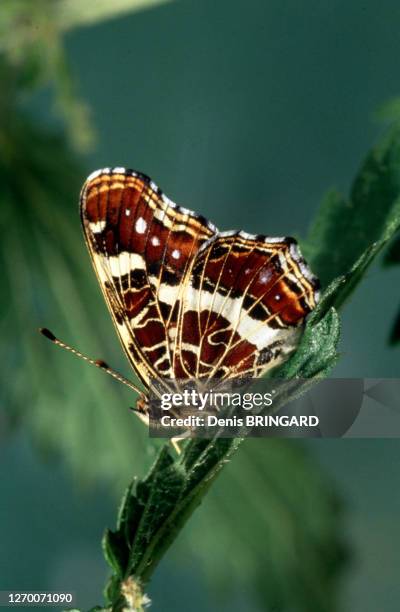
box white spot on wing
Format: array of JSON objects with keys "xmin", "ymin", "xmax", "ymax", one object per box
[
  {"xmin": 289, "ymin": 242, "xmax": 301, "ymax": 260},
  {"xmin": 89, "ymin": 220, "xmax": 106, "ymax": 234},
  {"xmin": 135, "ymin": 217, "xmax": 147, "ymax": 234},
  {"xmin": 298, "ymin": 259, "xmax": 317, "ymax": 284},
  {"xmin": 265, "ymin": 236, "xmax": 285, "ymax": 243},
  {"xmin": 178, "ymin": 206, "xmax": 192, "ymax": 215},
  {"xmin": 218, "ymin": 230, "xmax": 239, "ymax": 238},
  {"xmin": 125, "ymin": 209, "xmax": 131, "ymax": 216},
  {"xmin": 172, "ymin": 249, "xmax": 181, "ymax": 259},
  {"xmin": 161, "ymin": 193, "xmax": 176, "ymax": 208},
  {"xmin": 151, "ymin": 236, "xmax": 160, "ymax": 246},
  {"xmin": 259, "ymin": 271, "xmax": 271, "ymax": 284},
  {"xmin": 239, "ymin": 230, "xmax": 255, "ymax": 240}
]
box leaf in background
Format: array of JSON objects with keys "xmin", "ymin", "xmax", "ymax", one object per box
[
  {"xmin": 56, "ymin": 0, "xmax": 173, "ymax": 31},
  {"xmin": 305, "ymin": 129, "xmax": 400, "ymax": 287},
  {"xmin": 304, "ymin": 128, "xmax": 400, "ymax": 349},
  {"xmin": 0, "ymin": 1, "xmax": 160, "ymax": 487},
  {"xmin": 0, "ymin": 109, "xmax": 155, "ymax": 489},
  {"xmin": 303, "ymin": 198, "xmax": 400, "ymax": 321},
  {"xmin": 0, "ymin": 3, "xmax": 94, "ymax": 151}
]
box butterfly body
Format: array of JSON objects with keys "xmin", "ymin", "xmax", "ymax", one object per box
[{"xmin": 80, "ymin": 168, "xmax": 319, "ymax": 416}]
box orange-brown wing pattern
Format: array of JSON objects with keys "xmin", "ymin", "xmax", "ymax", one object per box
[
  {"xmin": 80, "ymin": 167, "xmax": 320, "ymax": 391},
  {"xmin": 80, "ymin": 167, "xmax": 216, "ymax": 387},
  {"xmin": 173, "ymin": 232, "xmax": 319, "ymax": 381}
]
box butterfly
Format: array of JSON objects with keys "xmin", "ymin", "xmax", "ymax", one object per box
[{"xmin": 77, "ymin": 167, "xmax": 320, "ymax": 421}]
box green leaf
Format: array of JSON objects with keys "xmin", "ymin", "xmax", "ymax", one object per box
[
  {"xmin": 98, "ymin": 436, "xmax": 245, "ymax": 611},
  {"xmin": 0, "ymin": 111, "xmax": 153, "ymax": 492},
  {"xmin": 306, "ymin": 129, "xmax": 400, "ymax": 286},
  {"xmin": 127, "ymin": 446, "xmax": 186, "ymax": 576},
  {"xmin": 181, "ymin": 437, "xmax": 238, "ymax": 494},
  {"xmin": 103, "ymin": 439, "xmax": 242, "ymax": 600},
  {"xmin": 304, "ymin": 157, "xmax": 400, "ymax": 348},
  {"xmin": 308, "ymin": 199, "xmax": 400, "ymax": 316},
  {"xmin": 102, "ymin": 529, "xmax": 128, "ymax": 577}
]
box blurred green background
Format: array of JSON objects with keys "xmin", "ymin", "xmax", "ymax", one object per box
[{"xmin": 1, "ymin": 1, "xmax": 400, "ymax": 611}]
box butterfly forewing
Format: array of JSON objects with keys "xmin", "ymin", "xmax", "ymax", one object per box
[
  {"xmin": 80, "ymin": 168, "xmax": 319, "ymax": 393},
  {"xmin": 80, "ymin": 168, "xmax": 217, "ymax": 387}
]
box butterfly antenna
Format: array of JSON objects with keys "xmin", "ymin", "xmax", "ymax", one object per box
[{"xmin": 39, "ymin": 327, "xmax": 144, "ymax": 396}]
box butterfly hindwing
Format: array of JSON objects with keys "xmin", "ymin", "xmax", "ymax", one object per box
[{"xmin": 173, "ymin": 232, "xmax": 319, "ymax": 380}]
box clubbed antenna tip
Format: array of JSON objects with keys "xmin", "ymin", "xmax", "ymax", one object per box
[{"xmin": 39, "ymin": 327, "xmax": 56, "ymax": 341}]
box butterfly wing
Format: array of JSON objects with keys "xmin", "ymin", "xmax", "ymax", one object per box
[
  {"xmin": 81, "ymin": 167, "xmax": 319, "ymax": 391},
  {"xmin": 172, "ymin": 232, "xmax": 319, "ymax": 380},
  {"xmin": 80, "ymin": 168, "xmax": 217, "ymax": 388}
]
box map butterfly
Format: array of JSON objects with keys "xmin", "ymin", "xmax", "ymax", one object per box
[{"xmin": 77, "ymin": 167, "xmax": 320, "ymax": 421}]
